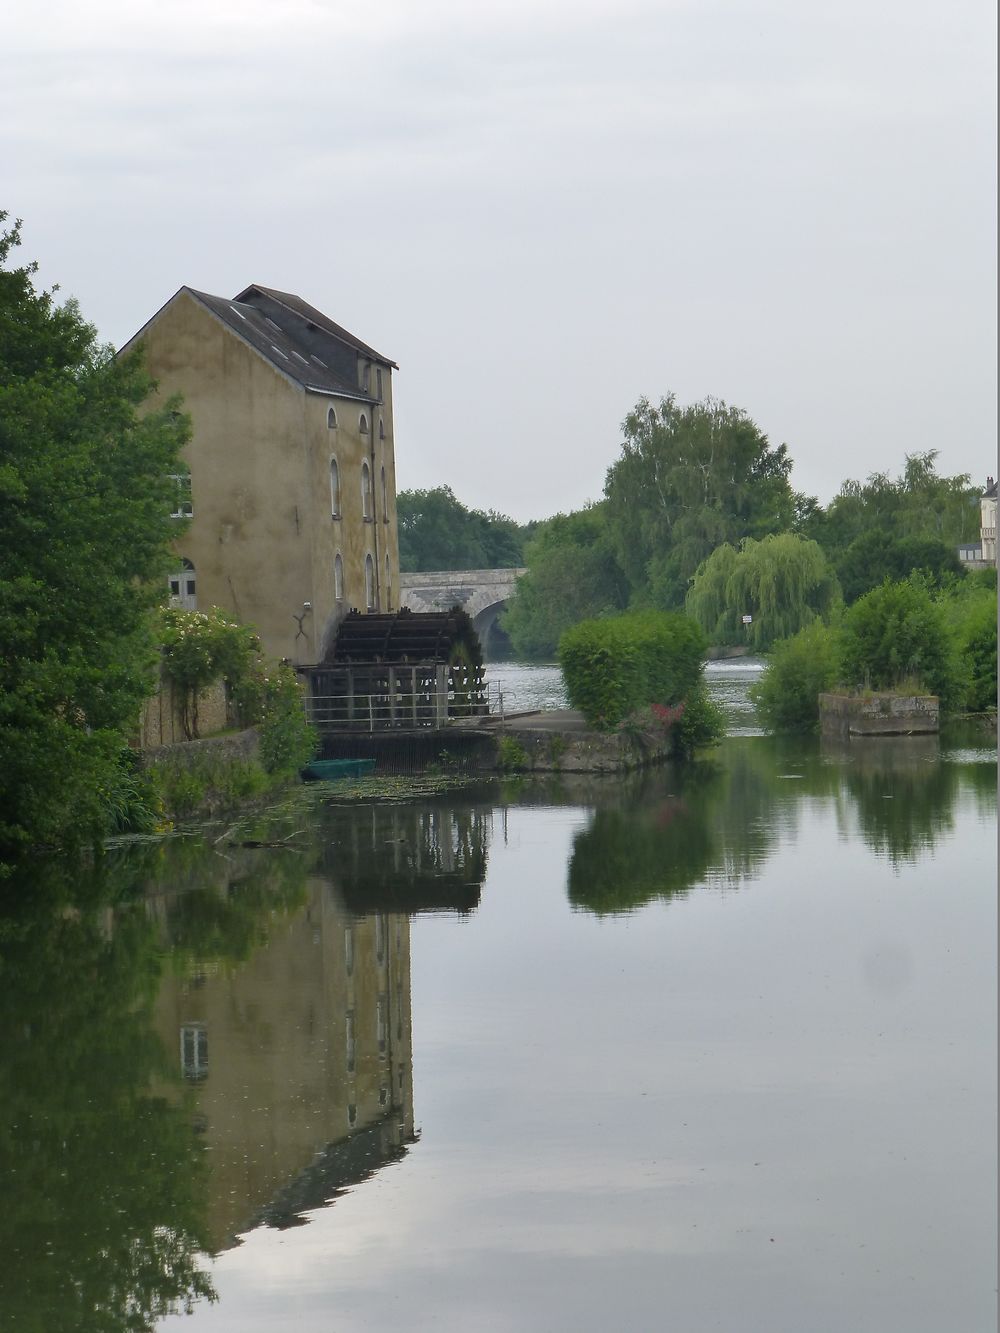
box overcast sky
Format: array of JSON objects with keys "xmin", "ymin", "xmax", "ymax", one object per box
[{"xmin": 5, "ymin": 0, "xmax": 996, "ymax": 521}]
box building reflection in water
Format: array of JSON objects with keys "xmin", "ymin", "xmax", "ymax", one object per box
[
  {"xmin": 152, "ymin": 877, "xmax": 413, "ymax": 1254},
  {"xmin": 149, "ymin": 799, "xmax": 492, "ymax": 1255}
]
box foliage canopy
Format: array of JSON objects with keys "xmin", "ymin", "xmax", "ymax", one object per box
[
  {"xmin": 603, "ymin": 394, "xmax": 796, "ymax": 608},
  {"xmin": 686, "ymin": 533, "xmax": 840, "ymax": 649},
  {"xmin": 396, "ymin": 485, "xmax": 528, "ymax": 571},
  {"xmin": 502, "ymin": 503, "xmax": 628, "ymax": 658},
  {"xmin": 0, "ymin": 214, "xmax": 189, "ymax": 861}
]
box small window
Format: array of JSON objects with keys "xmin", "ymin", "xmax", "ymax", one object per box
[
  {"xmin": 346, "ymin": 1010, "xmax": 356, "ymax": 1073},
  {"xmin": 380, "ymin": 465, "xmax": 388, "ymax": 519},
  {"xmin": 376, "ymin": 367, "xmax": 383, "ymax": 400},
  {"xmin": 327, "ymin": 406, "xmax": 338, "ymax": 429},
  {"xmin": 361, "ymin": 363, "xmax": 370, "ymax": 392},
  {"xmin": 379, "ymin": 417, "xmax": 385, "ymax": 440},
  {"xmin": 169, "ymin": 473, "xmax": 193, "ymax": 519},
  {"xmin": 361, "ymin": 461, "xmax": 373, "ymax": 520},
  {"xmin": 329, "ymin": 457, "xmax": 341, "ymax": 517},
  {"xmin": 384, "ymin": 553, "xmax": 392, "ymax": 610},
  {"xmin": 334, "ymin": 552, "xmax": 344, "ymax": 601},
  {"xmin": 359, "ymin": 412, "xmax": 369, "ymax": 435},
  {"xmin": 365, "ymin": 553, "xmax": 375, "ymax": 610},
  {"xmin": 181, "ymin": 1025, "xmax": 208, "ymax": 1082}
]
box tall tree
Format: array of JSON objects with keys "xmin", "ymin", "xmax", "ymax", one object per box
[
  {"xmin": 604, "ymin": 394, "xmax": 795, "ymax": 609},
  {"xmin": 0, "ymin": 213, "xmax": 189, "ymax": 861}
]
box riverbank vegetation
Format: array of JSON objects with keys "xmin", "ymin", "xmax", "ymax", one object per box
[
  {"xmin": 559, "ymin": 610, "xmax": 724, "ymax": 755},
  {"xmin": 0, "ymin": 217, "xmax": 316, "ymax": 866},
  {"xmin": 750, "ymin": 572, "xmax": 997, "ymax": 732},
  {"xmin": 0, "ymin": 215, "xmax": 190, "ymax": 865}
]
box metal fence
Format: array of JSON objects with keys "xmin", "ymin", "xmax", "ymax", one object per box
[{"xmin": 301, "ymin": 661, "xmax": 502, "ymax": 732}]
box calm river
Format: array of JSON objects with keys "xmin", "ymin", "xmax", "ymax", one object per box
[{"xmin": 1, "ymin": 665, "xmax": 995, "ymax": 1332}]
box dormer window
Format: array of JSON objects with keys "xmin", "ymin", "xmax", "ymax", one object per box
[
  {"xmin": 361, "ymin": 363, "xmax": 370, "ymax": 392},
  {"xmin": 376, "ymin": 368, "xmax": 383, "ymax": 400}
]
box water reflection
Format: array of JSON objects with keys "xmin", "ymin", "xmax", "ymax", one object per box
[
  {"xmin": 563, "ymin": 734, "xmax": 993, "ymax": 914},
  {"xmin": 317, "ymin": 798, "xmax": 493, "ymax": 915},
  {"xmin": 0, "ymin": 860, "xmax": 217, "ymax": 1330},
  {"xmin": 0, "ymin": 791, "xmax": 495, "ymax": 1330},
  {"xmin": 0, "ymin": 725, "xmax": 994, "ymax": 1332}
]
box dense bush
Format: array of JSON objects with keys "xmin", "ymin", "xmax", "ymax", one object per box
[
  {"xmin": 939, "ymin": 574, "xmax": 997, "ymax": 713},
  {"xmin": 559, "ymin": 611, "xmax": 706, "ymax": 729},
  {"xmin": 840, "ymin": 576, "xmax": 956, "ymax": 704},
  {"xmin": 749, "ymin": 620, "xmax": 842, "ymax": 733}
]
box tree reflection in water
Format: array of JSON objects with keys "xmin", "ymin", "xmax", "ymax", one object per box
[
  {"xmin": 565, "ymin": 734, "xmax": 989, "ymax": 913},
  {"xmin": 0, "ymin": 858, "xmax": 218, "ymax": 1332}
]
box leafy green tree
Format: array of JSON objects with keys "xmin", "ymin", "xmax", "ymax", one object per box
[
  {"xmin": 0, "ymin": 214, "xmax": 189, "ymax": 862},
  {"xmin": 686, "ymin": 533, "xmax": 840, "ymax": 649},
  {"xmin": 834, "ymin": 529, "xmax": 965, "ymax": 604},
  {"xmin": 396, "ymin": 485, "xmax": 526, "ymax": 571},
  {"xmin": 803, "ymin": 451, "xmax": 979, "ymax": 571},
  {"xmin": 840, "ymin": 577, "xmax": 956, "ymax": 703},
  {"xmin": 603, "ymin": 394, "xmax": 795, "ymax": 609},
  {"xmin": 502, "ymin": 504, "xmax": 628, "ymax": 659}
]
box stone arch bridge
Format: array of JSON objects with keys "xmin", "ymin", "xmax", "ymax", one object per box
[{"xmin": 399, "ymin": 568, "xmax": 525, "ymax": 657}]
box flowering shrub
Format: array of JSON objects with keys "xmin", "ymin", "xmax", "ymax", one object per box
[{"xmin": 157, "ymin": 608, "xmax": 316, "ymax": 773}]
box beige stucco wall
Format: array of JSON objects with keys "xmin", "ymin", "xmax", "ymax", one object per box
[{"xmin": 128, "ymin": 290, "xmax": 400, "ymax": 663}]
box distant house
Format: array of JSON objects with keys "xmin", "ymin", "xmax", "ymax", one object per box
[
  {"xmin": 121, "ymin": 285, "xmax": 400, "ymax": 662},
  {"xmin": 958, "ymin": 476, "xmax": 997, "ymax": 570},
  {"xmin": 981, "ymin": 476, "xmax": 997, "ymax": 566}
]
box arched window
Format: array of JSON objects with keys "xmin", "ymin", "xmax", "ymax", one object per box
[
  {"xmin": 379, "ymin": 417, "xmax": 385, "ymax": 440},
  {"xmin": 384, "ymin": 553, "xmax": 392, "ymax": 610},
  {"xmin": 359, "ymin": 412, "xmax": 369, "ymax": 435},
  {"xmin": 380, "ymin": 465, "xmax": 388, "ymax": 520},
  {"xmin": 365, "ymin": 553, "xmax": 376, "ymax": 610},
  {"xmin": 167, "ymin": 558, "xmax": 197, "ymax": 609},
  {"xmin": 334, "ymin": 552, "xmax": 344, "ymax": 601},
  {"xmin": 327, "ymin": 406, "xmax": 338, "ymax": 429},
  {"xmin": 361, "ymin": 460, "xmax": 373, "ymax": 520},
  {"xmin": 329, "ymin": 457, "xmax": 341, "ymax": 517}
]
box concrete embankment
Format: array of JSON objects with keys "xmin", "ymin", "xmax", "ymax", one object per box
[{"xmin": 449, "ymin": 709, "xmax": 673, "ymax": 773}]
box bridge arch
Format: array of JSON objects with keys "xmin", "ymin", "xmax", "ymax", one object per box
[{"xmin": 398, "ymin": 568, "xmax": 525, "ymax": 659}]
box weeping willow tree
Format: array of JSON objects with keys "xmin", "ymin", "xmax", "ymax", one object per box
[{"xmin": 686, "ymin": 533, "xmax": 841, "ymax": 649}]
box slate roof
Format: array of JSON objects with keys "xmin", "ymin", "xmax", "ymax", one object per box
[{"xmin": 129, "ymin": 284, "xmax": 396, "ymax": 403}]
